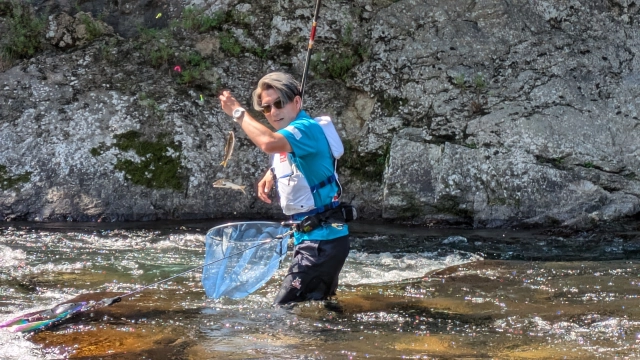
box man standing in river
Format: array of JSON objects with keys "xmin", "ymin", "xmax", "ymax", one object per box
[{"xmin": 218, "ymin": 72, "xmax": 350, "ymax": 305}]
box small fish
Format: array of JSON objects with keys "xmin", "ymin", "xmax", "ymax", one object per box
[
  {"xmin": 212, "ymin": 179, "xmax": 246, "ymax": 195},
  {"xmin": 220, "ymin": 131, "xmax": 235, "ymax": 167}
]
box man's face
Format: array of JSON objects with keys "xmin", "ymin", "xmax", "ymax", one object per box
[{"xmin": 260, "ymin": 88, "xmax": 301, "ymax": 130}]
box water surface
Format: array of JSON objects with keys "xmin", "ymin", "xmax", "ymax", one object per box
[{"xmin": 1, "ymin": 221, "xmax": 639, "ymax": 359}]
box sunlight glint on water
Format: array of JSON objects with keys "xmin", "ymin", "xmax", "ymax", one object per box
[{"xmin": 1, "ymin": 226, "xmax": 640, "ymax": 358}]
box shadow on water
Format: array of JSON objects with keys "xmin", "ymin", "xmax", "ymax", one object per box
[{"xmin": 0, "ymin": 219, "xmax": 640, "ymax": 358}]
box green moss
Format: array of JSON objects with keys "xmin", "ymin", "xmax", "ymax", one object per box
[
  {"xmin": 1, "ymin": 1, "xmax": 45, "ymax": 60},
  {"xmin": 396, "ymin": 193, "xmax": 425, "ymax": 219},
  {"xmin": 340, "ymin": 140, "xmax": 390, "ymax": 182},
  {"xmin": 488, "ymin": 197, "xmax": 507, "ymax": 206},
  {"xmin": 95, "ymin": 131, "xmax": 186, "ymax": 191},
  {"xmin": 380, "ymin": 94, "xmax": 409, "ymax": 117},
  {"xmin": 433, "ymin": 194, "xmax": 473, "ymax": 218},
  {"xmin": 249, "ymin": 46, "xmax": 270, "ymax": 59},
  {"xmin": 583, "ymin": 162, "xmax": 595, "ymax": 169},
  {"xmin": 312, "ymin": 51, "xmax": 359, "ymax": 80},
  {"xmin": 0, "ymin": 2, "xmax": 12, "ymax": 16},
  {"xmin": 0, "ymin": 165, "xmax": 31, "ymax": 191},
  {"xmin": 310, "ymin": 23, "xmax": 368, "ymax": 81},
  {"xmin": 89, "ymin": 142, "xmax": 109, "ymax": 157}
]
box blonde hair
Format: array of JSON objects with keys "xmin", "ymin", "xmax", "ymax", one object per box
[{"xmin": 251, "ymin": 72, "xmax": 301, "ymax": 112}]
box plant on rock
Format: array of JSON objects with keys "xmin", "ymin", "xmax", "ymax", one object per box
[{"xmin": 1, "ymin": 1, "xmax": 45, "ymax": 60}]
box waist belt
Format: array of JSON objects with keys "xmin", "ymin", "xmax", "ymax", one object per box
[
  {"xmin": 291, "ymin": 201, "xmax": 341, "ymax": 221},
  {"xmin": 291, "ymin": 202, "xmax": 357, "ymax": 233}
]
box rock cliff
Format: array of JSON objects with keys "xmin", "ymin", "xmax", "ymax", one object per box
[{"xmin": 1, "ymin": 0, "xmax": 639, "ymax": 227}]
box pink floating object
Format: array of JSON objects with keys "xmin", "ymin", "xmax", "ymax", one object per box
[{"xmin": 174, "ymin": 66, "xmax": 181, "ymax": 72}]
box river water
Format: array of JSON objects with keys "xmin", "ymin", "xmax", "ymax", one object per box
[{"xmin": 0, "ymin": 220, "xmax": 639, "ymax": 359}]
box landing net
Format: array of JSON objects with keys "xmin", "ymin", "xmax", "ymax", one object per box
[{"xmin": 201, "ymin": 221, "xmax": 290, "ymax": 299}]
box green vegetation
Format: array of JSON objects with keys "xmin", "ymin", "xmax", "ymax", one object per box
[
  {"xmin": 312, "ymin": 51, "xmax": 359, "ymax": 80},
  {"xmin": 0, "ymin": 165, "xmax": 32, "ymax": 191},
  {"xmin": 535, "ymin": 155, "xmax": 566, "ymax": 170},
  {"xmin": 78, "ymin": 13, "xmax": 104, "ymax": 42},
  {"xmin": 150, "ymin": 44, "xmax": 172, "ymax": 67},
  {"xmin": 463, "ymin": 142, "xmax": 478, "ymax": 149},
  {"xmin": 340, "ymin": 140, "xmax": 390, "ymax": 182},
  {"xmin": 219, "ymin": 31, "xmax": 242, "ymax": 56},
  {"xmin": 341, "ymin": 23, "xmax": 354, "ymax": 46},
  {"xmin": 136, "ymin": 27, "xmax": 174, "ymax": 67},
  {"xmin": 311, "ymin": 23, "xmax": 369, "ymax": 81},
  {"xmin": 111, "ymin": 131, "xmax": 185, "ymax": 190},
  {"xmin": 473, "ymin": 74, "xmax": 486, "ymax": 90},
  {"xmin": 98, "ymin": 39, "xmax": 117, "ymax": 62},
  {"xmin": 138, "ymin": 27, "xmax": 172, "ymax": 43},
  {"xmin": 138, "ymin": 93, "xmax": 165, "ymax": 121},
  {"xmin": 176, "ymin": 52, "xmax": 209, "ymax": 84},
  {"xmin": 454, "ymin": 74, "xmax": 465, "ymax": 88},
  {"xmin": 179, "ymin": 7, "xmax": 227, "ymax": 33},
  {"xmin": 1, "ymin": 2, "xmax": 46, "ymax": 60},
  {"xmin": 583, "ymin": 162, "xmax": 595, "ymax": 168}
]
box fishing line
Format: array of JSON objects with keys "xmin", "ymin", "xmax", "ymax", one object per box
[
  {"xmin": 116, "ymin": 228, "xmax": 295, "ymax": 301},
  {"xmin": 1, "ymin": 227, "xmax": 294, "ymax": 333}
]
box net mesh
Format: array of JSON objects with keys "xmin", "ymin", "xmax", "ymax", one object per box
[{"xmin": 201, "ymin": 221, "xmax": 290, "ymax": 299}]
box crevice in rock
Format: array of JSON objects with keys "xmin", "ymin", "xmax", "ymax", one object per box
[{"xmin": 535, "ymin": 155, "xmax": 570, "ymax": 170}]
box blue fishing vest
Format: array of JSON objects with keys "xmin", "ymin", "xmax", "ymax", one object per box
[{"xmin": 274, "ymin": 110, "xmax": 349, "ymax": 244}]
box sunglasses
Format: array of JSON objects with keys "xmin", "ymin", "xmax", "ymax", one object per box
[{"xmin": 261, "ymin": 99, "xmax": 285, "ymax": 114}]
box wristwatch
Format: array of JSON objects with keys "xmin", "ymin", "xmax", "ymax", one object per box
[{"xmin": 232, "ymin": 107, "xmax": 245, "ymax": 122}]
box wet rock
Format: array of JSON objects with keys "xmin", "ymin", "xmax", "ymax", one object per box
[
  {"xmin": 1, "ymin": 0, "xmax": 639, "ymax": 227},
  {"xmin": 442, "ymin": 236, "xmax": 467, "ymax": 244}
]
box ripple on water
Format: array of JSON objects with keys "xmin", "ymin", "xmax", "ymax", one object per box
[
  {"xmin": 0, "ymin": 245, "xmax": 27, "ymax": 269},
  {"xmin": 341, "ymin": 250, "xmax": 483, "ymax": 285}
]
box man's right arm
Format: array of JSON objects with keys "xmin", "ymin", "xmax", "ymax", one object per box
[{"xmin": 218, "ymin": 90, "xmax": 292, "ymax": 154}]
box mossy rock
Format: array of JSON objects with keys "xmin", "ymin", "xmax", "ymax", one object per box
[
  {"xmin": 340, "ymin": 140, "xmax": 390, "ymax": 182},
  {"xmin": 0, "ymin": 165, "xmax": 31, "ymax": 191},
  {"xmin": 91, "ymin": 131, "xmax": 186, "ymax": 191}
]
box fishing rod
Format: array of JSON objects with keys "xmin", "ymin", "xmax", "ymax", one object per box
[{"xmin": 299, "ymin": 0, "xmax": 322, "ymax": 107}]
